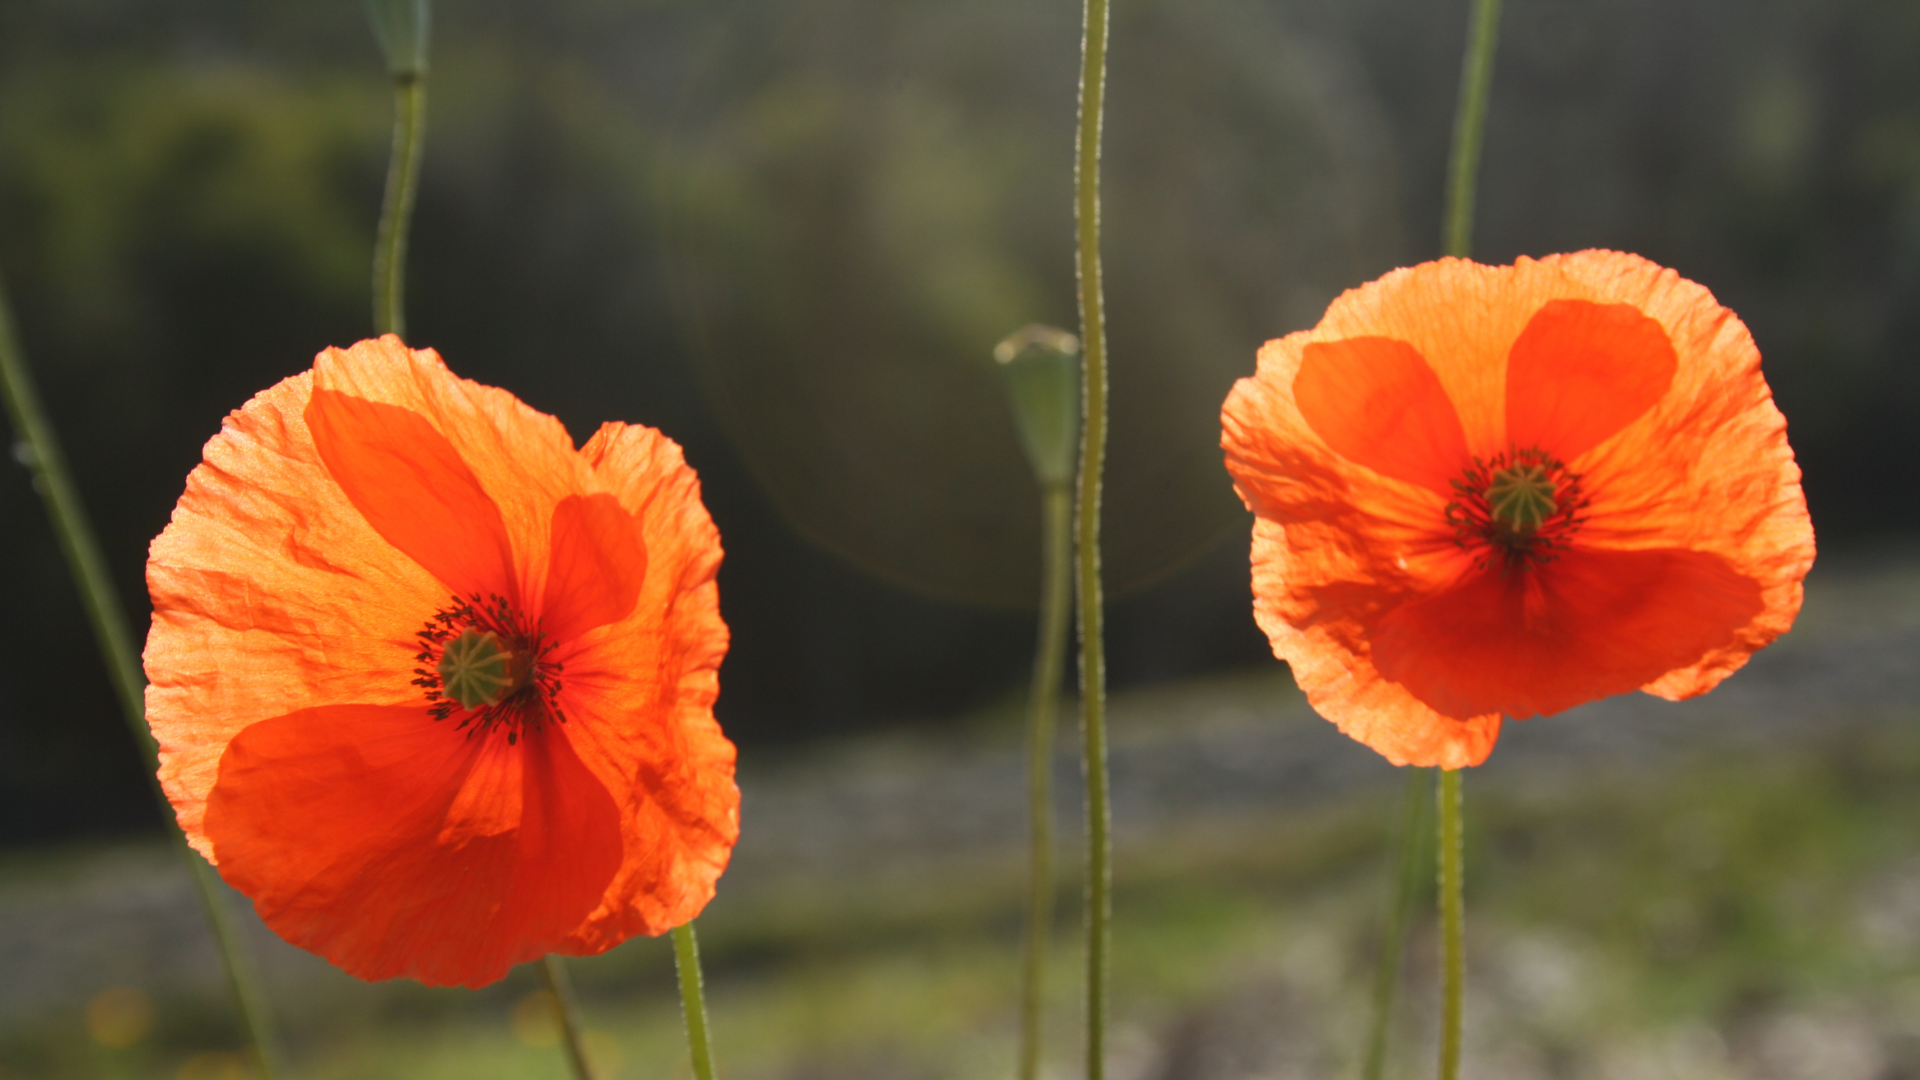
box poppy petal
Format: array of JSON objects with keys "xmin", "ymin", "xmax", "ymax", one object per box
[
  {"xmin": 1248, "ymin": 519, "xmax": 1502, "ymax": 769},
  {"xmin": 553, "ymin": 422, "xmax": 736, "ymax": 951},
  {"xmin": 1294, "ymin": 337, "xmax": 1470, "ymax": 495},
  {"xmin": 313, "ymin": 338, "xmax": 596, "ymax": 605},
  {"xmin": 203, "ymin": 705, "xmax": 623, "ymax": 987},
  {"xmin": 1311, "ymin": 258, "xmax": 1531, "ymax": 452},
  {"xmin": 1534, "ymin": 251, "xmax": 1815, "ymax": 695},
  {"xmin": 1229, "ymin": 337, "xmax": 1493, "ymax": 767},
  {"xmin": 1370, "ymin": 547, "xmax": 1765, "ymax": 720},
  {"xmin": 307, "ymin": 389, "xmax": 518, "ymax": 602},
  {"xmin": 1505, "ymin": 298, "xmax": 1677, "ymax": 462},
  {"xmin": 542, "ymin": 494, "xmax": 648, "ymax": 644},
  {"xmin": 1226, "ymin": 334, "xmax": 1457, "ymax": 543},
  {"xmin": 146, "ymin": 371, "xmax": 451, "ymax": 859}
]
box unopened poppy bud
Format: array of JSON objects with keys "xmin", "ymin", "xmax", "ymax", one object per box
[
  {"xmin": 994, "ymin": 324, "xmax": 1081, "ymax": 488},
  {"xmin": 363, "ymin": 0, "xmax": 431, "ymax": 78}
]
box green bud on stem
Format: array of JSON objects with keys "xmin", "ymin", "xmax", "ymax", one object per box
[
  {"xmin": 994, "ymin": 324, "xmax": 1082, "ymax": 489},
  {"xmin": 363, "ymin": 0, "xmax": 431, "ymax": 78}
]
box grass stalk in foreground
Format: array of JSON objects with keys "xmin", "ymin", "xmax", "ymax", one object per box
[
  {"xmin": 0, "ymin": 271, "xmax": 285, "ymax": 1079},
  {"xmin": 674, "ymin": 922, "xmax": 721, "ymax": 1080},
  {"xmin": 1360, "ymin": 767, "xmax": 1434, "ymax": 1080},
  {"xmin": 373, "ymin": 70, "xmax": 427, "ymax": 340},
  {"xmin": 540, "ymin": 956, "xmax": 597, "ymax": 1080},
  {"xmin": 1437, "ymin": 769, "xmax": 1465, "ymax": 1080},
  {"xmin": 1071, "ymin": 0, "xmax": 1113, "ymax": 1072},
  {"xmin": 1019, "ymin": 482, "xmax": 1074, "ymax": 1080}
]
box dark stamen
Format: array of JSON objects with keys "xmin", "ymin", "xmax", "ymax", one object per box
[
  {"xmin": 1445, "ymin": 446, "xmax": 1589, "ymax": 573},
  {"xmin": 412, "ymin": 592, "xmax": 565, "ymax": 742}
]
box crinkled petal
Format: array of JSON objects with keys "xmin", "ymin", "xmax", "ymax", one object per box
[
  {"xmin": 551, "ymin": 422, "xmax": 736, "ymax": 952},
  {"xmin": 1311, "ymin": 258, "xmax": 1543, "ymax": 454},
  {"xmin": 204, "ymin": 704, "xmax": 622, "ymax": 987},
  {"xmin": 145, "ymin": 370, "xmax": 449, "ymax": 857},
  {"xmin": 1226, "ymin": 336, "xmax": 1495, "ymax": 767},
  {"xmin": 1371, "ymin": 547, "xmax": 1765, "ymax": 720},
  {"xmin": 306, "ymin": 388, "xmax": 518, "ymax": 603},
  {"xmin": 1247, "ymin": 518, "xmax": 1502, "ymax": 768},
  {"xmin": 1506, "ymin": 298, "xmax": 1677, "ymax": 462},
  {"xmin": 1529, "ymin": 252, "xmax": 1815, "ymax": 697},
  {"xmin": 542, "ymin": 494, "xmax": 648, "ymax": 644},
  {"xmin": 312, "ymin": 337, "xmax": 596, "ymax": 607},
  {"xmin": 1294, "ymin": 336, "xmax": 1468, "ymax": 496}
]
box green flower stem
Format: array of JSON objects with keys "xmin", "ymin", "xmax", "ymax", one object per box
[
  {"xmin": 1071, "ymin": 0, "xmax": 1113, "ymax": 1073},
  {"xmin": 1443, "ymin": 0, "xmax": 1504, "ymax": 259},
  {"xmin": 0, "ymin": 270, "xmax": 284, "ymax": 1079},
  {"xmin": 540, "ymin": 955, "xmax": 596, "ymax": 1080},
  {"xmin": 1437, "ymin": 768, "xmax": 1465, "ymax": 1080},
  {"xmin": 1431, "ymin": 5, "xmax": 1500, "ymax": 1076},
  {"xmin": 1018, "ymin": 482, "xmax": 1073, "ymax": 1080},
  {"xmin": 373, "ymin": 71, "xmax": 427, "ymax": 339},
  {"xmin": 1360, "ymin": 767, "xmax": 1434, "ymax": 1080},
  {"xmin": 673, "ymin": 921, "xmax": 720, "ymax": 1080}
]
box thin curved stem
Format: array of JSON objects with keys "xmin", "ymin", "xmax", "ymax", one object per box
[
  {"xmin": 0, "ymin": 271, "xmax": 284, "ymax": 1078},
  {"xmin": 1437, "ymin": 769, "xmax": 1465, "ymax": 1080},
  {"xmin": 1443, "ymin": 0, "xmax": 1504, "ymax": 259},
  {"xmin": 673, "ymin": 922, "xmax": 719, "ymax": 1080},
  {"xmin": 373, "ymin": 72, "xmax": 427, "ymax": 339},
  {"xmin": 540, "ymin": 956, "xmax": 596, "ymax": 1080},
  {"xmin": 1018, "ymin": 482, "xmax": 1074, "ymax": 1080},
  {"xmin": 1361, "ymin": 767, "xmax": 1434, "ymax": 1080},
  {"xmin": 1071, "ymin": 0, "xmax": 1112, "ymax": 1072}
]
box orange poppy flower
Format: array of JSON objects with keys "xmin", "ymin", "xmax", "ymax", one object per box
[
  {"xmin": 144, "ymin": 336, "xmax": 737, "ymax": 987},
  {"xmin": 1221, "ymin": 251, "xmax": 1814, "ymax": 769}
]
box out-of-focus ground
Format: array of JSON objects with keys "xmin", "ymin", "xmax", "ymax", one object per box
[{"xmin": 4, "ymin": 546, "xmax": 1920, "ymax": 1080}]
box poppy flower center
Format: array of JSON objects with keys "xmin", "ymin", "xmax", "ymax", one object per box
[
  {"xmin": 1445, "ymin": 447, "xmax": 1589, "ymax": 573},
  {"xmin": 412, "ymin": 593, "xmax": 566, "ymax": 744},
  {"xmin": 437, "ymin": 629, "xmax": 527, "ymax": 709}
]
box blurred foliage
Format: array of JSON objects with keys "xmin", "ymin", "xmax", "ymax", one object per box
[
  {"xmin": 665, "ymin": 0, "xmax": 1399, "ymax": 604},
  {"xmin": 0, "ymin": 0, "xmax": 1918, "ymax": 839}
]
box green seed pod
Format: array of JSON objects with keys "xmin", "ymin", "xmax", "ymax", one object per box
[
  {"xmin": 994, "ymin": 324, "xmax": 1082, "ymax": 489},
  {"xmin": 1486, "ymin": 462, "xmax": 1557, "ymax": 534},
  {"xmin": 363, "ymin": 0, "xmax": 431, "ymax": 78},
  {"xmin": 438, "ymin": 628, "xmax": 514, "ymax": 710}
]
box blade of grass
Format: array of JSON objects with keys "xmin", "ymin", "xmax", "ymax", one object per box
[{"xmin": 0, "ymin": 269, "xmax": 285, "ymax": 1079}]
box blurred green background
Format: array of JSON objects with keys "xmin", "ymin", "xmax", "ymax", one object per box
[
  {"xmin": 3, "ymin": 0, "xmax": 1920, "ymax": 1075},
  {"xmin": 4, "ymin": 0, "xmax": 1916, "ymax": 845}
]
